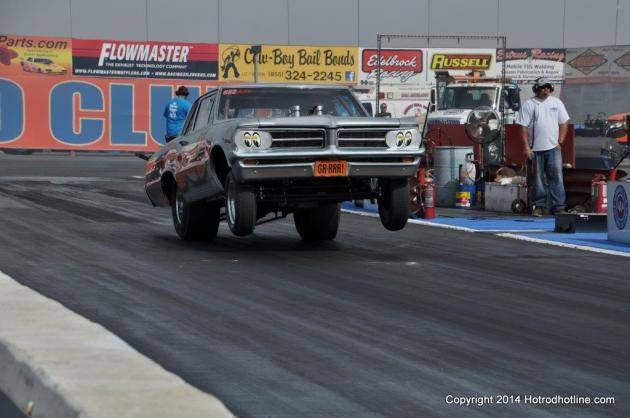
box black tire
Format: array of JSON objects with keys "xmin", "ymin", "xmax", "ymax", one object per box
[
  {"xmin": 378, "ymin": 179, "xmax": 410, "ymax": 231},
  {"xmin": 171, "ymin": 185, "xmax": 220, "ymax": 241},
  {"xmin": 294, "ymin": 203, "xmax": 341, "ymax": 241},
  {"xmin": 225, "ymin": 172, "xmax": 256, "ymax": 236}
]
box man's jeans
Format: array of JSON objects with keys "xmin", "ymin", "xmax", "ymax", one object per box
[{"xmin": 533, "ymin": 147, "xmax": 565, "ymax": 211}]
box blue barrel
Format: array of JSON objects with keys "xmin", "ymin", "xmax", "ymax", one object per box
[{"xmin": 434, "ymin": 146, "xmax": 474, "ymax": 207}]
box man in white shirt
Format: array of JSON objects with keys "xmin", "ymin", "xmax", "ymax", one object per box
[{"xmin": 516, "ymin": 77, "xmax": 570, "ymax": 216}]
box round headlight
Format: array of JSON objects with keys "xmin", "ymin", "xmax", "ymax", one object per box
[
  {"xmin": 235, "ymin": 130, "xmax": 272, "ymax": 152},
  {"xmin": 386, "ymin": 129, "xmax": 420, "ymax": 149}
]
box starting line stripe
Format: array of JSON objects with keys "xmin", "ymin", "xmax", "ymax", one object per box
[
  {"xmin": 341, "ymin": 208, "xmax": 630, "ymax": 257},
  {"xmin": 496, "ymin": 233, "xmax": 630, "ymax": 258},
  {"xmin": 342, "ymin": 208, "xmax": 546, "ymax": 233},
  {"xmin": 342, "ymin": 208, "xmax": 477, "ymax": 232}
]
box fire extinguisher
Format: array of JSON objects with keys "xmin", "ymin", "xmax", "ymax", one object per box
[
  {"xmin": 417, "ymin": 168, "xmax": 437, "ymax": 219},
  {"xmin": 591, "ymin": 175, "xmax": 607, "ymax": 213}
]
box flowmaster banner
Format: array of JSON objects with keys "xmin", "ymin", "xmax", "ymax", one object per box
[{"xmin": 73, "ymin": 38, "xmax": 218, "ymax": 80}]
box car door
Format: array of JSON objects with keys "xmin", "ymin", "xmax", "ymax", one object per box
[{"xmin": 176, "ymin": 92, "xmax": 217, "ymax": 198}]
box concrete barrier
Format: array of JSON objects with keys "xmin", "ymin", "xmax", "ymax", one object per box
[{"xmin": 0, "ymin": 271, "xmax": 235, "ymax": 418}]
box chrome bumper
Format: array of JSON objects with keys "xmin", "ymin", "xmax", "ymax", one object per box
[{"xmin": 232, "ymin": 158, "xmax": 421, "ymax": 181}]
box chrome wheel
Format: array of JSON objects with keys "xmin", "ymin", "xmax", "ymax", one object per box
[
  {"xmin": 175, "ymin": 190, "xmax": 184, "ymax": 224},
  {"xmin": 227, "ymin": 180, "xmax": 236, "ymax": 225}
]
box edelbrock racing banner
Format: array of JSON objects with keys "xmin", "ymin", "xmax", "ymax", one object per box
[
  {"xmin": 72, "ymin": 38, "xmax": 218, "ymax": 80},
  {"xmin": 359, "ymin": 48, "xmax": 424, "ymax": 85}
]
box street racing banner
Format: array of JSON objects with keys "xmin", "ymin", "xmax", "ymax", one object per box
[
  {"xmin": 565, "ymin": 45, "xmax": 630, "ymax": 84},
  {"xmin": 0, "ymin": 33, "xmax": 219, "ymax": 151},
  {"xmin": 496, "ymin": 48, "xmax": 565, "ymax": 83},
  {"xmin": 72, "ymin": 38, "xmax": 218, "ymax": 80},
  {"xmin": 218, "ymin": 44, "xmax": 358, "ymax": 83}
]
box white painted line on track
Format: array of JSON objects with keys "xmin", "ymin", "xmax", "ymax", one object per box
[
  {"xmin": 344, "ymin": 208, "xmax": 491, "ymax": 233},
  {"xmin": 497, "ymin": 233, "xmax": 630, "ymax": 258},
  {"xmin": 343, "ymin": 208, "xmax": 630, "ymax": 257}
]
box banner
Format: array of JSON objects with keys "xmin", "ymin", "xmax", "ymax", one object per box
[
  {"xmin": 0, "ymin": 34, "xmax": 71, "ymax": 76},
  {"xmin": 218, "ymin": 44, "xmax": 358, "ymax": 83},
  {"xmin": 0, "ymin": 34, "xmax": 221, "ymax": 151},
  {"xmin": 72, "ymin": 38, "xmax": 218, "ymax": 80},
  {"xmin": 359, "ymin": 48, "xmax": 424, "ymax": 85},
  {"xmin": 496, "ymin": 48, "xmax": 565, "ymax": 82},
  {"xmin": 0, "ymin": 75, "xmax": 216, "ymax": 151},
  {"xmin": 565, "ymin": 46, "xmax": 630, "ymax": 84}
]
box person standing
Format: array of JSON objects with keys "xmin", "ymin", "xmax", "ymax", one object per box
[
  {"xmin": 376, "ymin": 102, "xmax": 392, "ymax": 118},
  {"xmin": 516, "ymin": 77, "xmax": 570, "ymax": 216},
  {"xmin": 163, "ymin": 86, "xmax": 192, "ymax": 143}
]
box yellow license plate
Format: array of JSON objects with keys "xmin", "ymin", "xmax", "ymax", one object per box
[{"xmin": 314, "ymin": 160, "xmax": 348, "ymax": 177}]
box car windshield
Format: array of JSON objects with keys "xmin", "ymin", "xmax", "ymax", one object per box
[
  {"xmin": 438, "ymin": 86, "xmax": 497, "ymax": 110},
  {"xmin": 217, "ymin": 87, "xmax": 368, "ymax": 119},
  {"xmin": 35, "ymin": 58, "xmax": 53, "ymax": 64}
]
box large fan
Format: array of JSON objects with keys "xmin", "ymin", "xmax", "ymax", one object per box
[{"xmin": 464, "ymin": 106, "xmax": 501, "ymax": 144}]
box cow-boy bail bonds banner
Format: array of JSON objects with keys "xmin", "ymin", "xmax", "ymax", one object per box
[{"xmin": 218, "ymin": 44, "xmax": 358, "ymax": 84}]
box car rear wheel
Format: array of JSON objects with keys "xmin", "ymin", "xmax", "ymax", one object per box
[
  {"xmin": 226, "ymin": 172, "xmax": 256, "ymax": 237},
  {"xmin": 378, "ymin": 179, "xmax": 410, "ymax": 231},
  {"xmin": 294, "ymin": 203, "xmax": 341, "ymax": 241},
  {"xmin": 171, "ymin": 185, "xmax": 220, "ymax": 241}
]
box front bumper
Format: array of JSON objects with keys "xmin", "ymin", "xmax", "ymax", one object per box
[
  {"xmin": 233, "ymin": 158, "xmax": 421, "ymax": 181},
  {"xmin": 230, "ymin": 146, "xmax": 424, "ymax": 182}
]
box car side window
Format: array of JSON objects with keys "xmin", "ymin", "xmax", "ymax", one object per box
[
  {"xmin": 181, "ymin": 101, "xmax": 200, "ymax": 136},
  {"xmin": 191, "ymin": 95, "xmax": 216, "ymax": 131}
]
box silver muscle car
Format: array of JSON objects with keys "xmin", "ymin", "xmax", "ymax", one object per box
[{"xmin": 145, "ymin": 84, "xmax": 424, "ymax": 241}]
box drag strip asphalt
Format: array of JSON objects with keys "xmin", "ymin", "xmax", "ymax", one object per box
[{"xmin": 1, "ymin": 154, "xmax": 629, "ymax": 417}]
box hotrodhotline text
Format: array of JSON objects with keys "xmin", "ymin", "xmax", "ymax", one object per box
[{"xmin": 445, "ymin": 394, "xmax": 616, "ymax": 407}]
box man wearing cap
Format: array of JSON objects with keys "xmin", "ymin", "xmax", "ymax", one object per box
[
  {"xmin": 376, "ymin": 102, "xmax": 392, "ymax": 118},
  {"xmin": 516, "ymin": 77, "xmax": 570, "ymax": 216},
  {"xmin": 163, "ymin": 86, "xmax": 192, "ymax": 143}
]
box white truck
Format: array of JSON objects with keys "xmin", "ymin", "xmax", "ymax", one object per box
[{"xmin": 427, "ymin": 72, "xmax": 522, "ymax": 126}]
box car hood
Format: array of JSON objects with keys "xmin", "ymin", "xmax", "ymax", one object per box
[{"xmin": 240, "ymin": 116, "xmax": 418, "ymax": 129}]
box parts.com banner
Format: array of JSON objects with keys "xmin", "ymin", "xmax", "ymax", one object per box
[
  {"xmin": 0, "ymin": 34, "xmax": 71, "ymax": 76},
  {"xmin": 219, "ymin": 44, "xmax": 358, "ymax": 83}
]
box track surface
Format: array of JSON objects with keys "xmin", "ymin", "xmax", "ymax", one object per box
[{"xmin": 0, "ymin": 154, "xmax": 629, "ymax": 417}]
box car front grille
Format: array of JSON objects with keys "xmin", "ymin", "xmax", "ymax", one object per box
[
  {"xmin": 269, "ymin": 129, "xmax": 326, "ymax": 148},
  {"xmin": 337, "ymin": 129, "xmax": 389, "ymax": 148},
  {"xmin": 427, "ymin": 119, "xmax": 461, "ymax": 125}
]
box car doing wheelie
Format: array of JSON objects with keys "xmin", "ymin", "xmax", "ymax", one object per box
[{"xmin": 144, "ymin": 84, "xmax": 425, "ymax": 241}]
